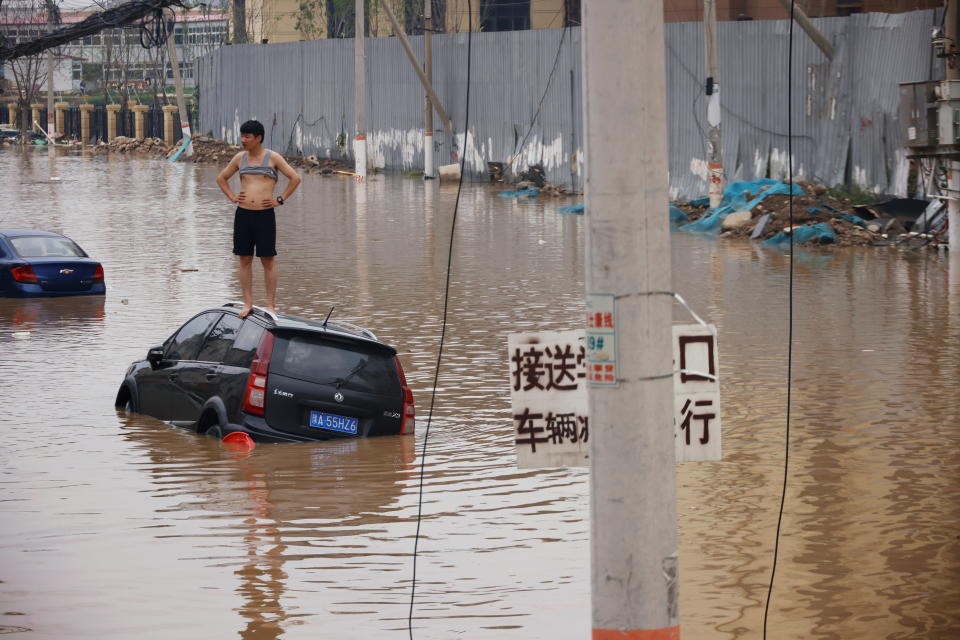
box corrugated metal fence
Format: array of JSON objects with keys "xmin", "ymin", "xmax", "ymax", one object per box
[{"xmin": 197, "ymin": 10, "xmax": 937, "ymax": 198}]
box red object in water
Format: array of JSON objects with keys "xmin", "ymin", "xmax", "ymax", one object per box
[{"xmin": 221, "ymin": 431, "xmax": 255, "ymax": 451}]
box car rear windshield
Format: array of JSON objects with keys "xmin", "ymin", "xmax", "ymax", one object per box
[
  {"xmin": 273, "ymin": 334, "xmax": 398, "ymax": 394},
  {"xmin": 9, "ymin": 236, "xmax": 85, "ymax": 258}
]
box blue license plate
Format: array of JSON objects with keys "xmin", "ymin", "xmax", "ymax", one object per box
[{"xmin": 308, "ymin": 411, "xmax": 359, "ymax": 435}]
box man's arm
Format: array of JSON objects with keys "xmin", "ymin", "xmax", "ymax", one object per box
[
  {"xmin": 216, "ymin": 153, "xmax": 243, "ymax": 203},
  {"xmin": 275, "ymin": 155, "xmax": 302, "ymax": 201}
]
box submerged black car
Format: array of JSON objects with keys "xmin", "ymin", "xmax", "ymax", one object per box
[{"xmin": 116, "ymin": 303, "xmax": 415, "ymax": 442}]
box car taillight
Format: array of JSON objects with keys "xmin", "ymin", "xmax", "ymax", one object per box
[
  {"xmin": 395, "ymin": 357, "xmax": 415, "ymax": 435},
  {"xmin": 92, "ymin": 264, "xmax": 104, "ymax": 282},
  {"xmin": 11, "ymin": 265, "xmax": 39, "ymax": 284},
  {"xmin": 243, "ymin": 331, "xmax": 275, "ymax": 416}
]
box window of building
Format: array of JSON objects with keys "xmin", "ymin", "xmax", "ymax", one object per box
[
  {"xmin": 480, "ymin": 0, "xmax": 530, "ymax": 32},
  {"xmin": 835, "ymin": 0, "xmax": 863, "ymax": 15}
]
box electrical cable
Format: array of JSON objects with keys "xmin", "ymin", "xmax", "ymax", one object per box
[
  {"xmin": 509, "ymin": 23, "xmax": 569, "ymax": 173},
  {"xmin": 407, "ymin": 0, "xmax": 473, "ymax": 636},
  {"xmin": 762, "ymin": 0, "xmax": 795, "ymax": 637}
]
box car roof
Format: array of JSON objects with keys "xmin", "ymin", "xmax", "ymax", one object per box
[
  {"xmin": 214, "ymin": 303, "xmax": 395, "ymax": 353},
  {"xmin": 0, "ymin": 229, "xmax": 70, "ymax": 239}
]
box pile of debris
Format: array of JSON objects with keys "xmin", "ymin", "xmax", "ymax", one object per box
[
  {"xmin": 91, "ymin": 134, "xmax": 356, "ymax": 174},
  {"xmin": 290, "ymin": 154, "xmax": 353, "ymax": 175},
  {"xmin": 672, "ymin": 179, "xmax": 943, "ymax": 249},
  {"xmin": 91, "ymin": 136, "xmax": 170, "ymax": 157}
]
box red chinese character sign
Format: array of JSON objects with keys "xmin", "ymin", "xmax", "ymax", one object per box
[
  {"xmin": 508, "ymin": 330, "xmax": 589, "ymax": 468},
  {"xmin": 672, "ymin": 324, "xmax": 722, "ymax": 462}
]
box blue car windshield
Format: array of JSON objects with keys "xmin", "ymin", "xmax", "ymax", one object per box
[{"xmin": 9, "ymin": 236, "xmax": 85, "ymax": 258}]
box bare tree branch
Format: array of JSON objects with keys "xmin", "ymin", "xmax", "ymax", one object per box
[{"xmin": 0, "ymin": 0, "xmax": 183, "ymax": 61}]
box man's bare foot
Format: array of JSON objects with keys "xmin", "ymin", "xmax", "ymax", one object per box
[
  {"xmin": 239, "ymin": 305, "xmax": 253, "ymax": 318},
  {"xmin": 264, "ymin": 306, "xmax": 276, "ymax": 316}
]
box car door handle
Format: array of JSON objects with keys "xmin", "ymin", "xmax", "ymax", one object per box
[
  {"xmin": 205, "ymin": 372, "xmax": 219, "ymax": 380},
  {"xmin": 168, "ymin": 373, "xmax": 179, "ymax": 381}
]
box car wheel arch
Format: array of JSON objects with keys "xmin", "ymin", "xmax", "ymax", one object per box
[
  {"xmin": 196, "ymin": 398, "xmax": 229, "ymax": 434},
  {"xmin": 115, "ymin": 380, "xmax": 139, "ymax": 412}
]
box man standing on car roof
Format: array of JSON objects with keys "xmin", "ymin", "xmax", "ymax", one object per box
[{"xmin": 216, "ymin": 120, "xmax": 302, "ymax": 318}]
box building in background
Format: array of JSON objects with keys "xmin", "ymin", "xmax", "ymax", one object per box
[{"xmin": 235, "ymin": 0, "xmax": 937, "ymax": 45}]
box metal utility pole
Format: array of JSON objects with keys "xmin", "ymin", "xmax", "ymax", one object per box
[
  {"xmin": 423, "ymin": 0, "xmax": 435, "ymax": 178},
  {"xmin": 704, "ymin": 0, "xmax": 723, "ymax": 207},
  {"xmin": 166, "ymin": 17, "xmax": 193, "ymax": 156},
  {"xmin": 582, "ymin": 1, "xmax": 679, "ymax": 638},
  {"xmin": 354, "ymin": 0, "xmax": 366, "ymax": 182}
]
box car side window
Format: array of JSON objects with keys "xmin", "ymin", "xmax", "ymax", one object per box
[
  {"xmin": 164, "ymin": 313, "xmax": 220, "ymax": 362},
  {"xmin": 223, "ymin": 320, "xmax": 265, "ymax": 368},
  {"xmin": 196, "ymin": 314, "xmax": 244, "ymax": 363}
]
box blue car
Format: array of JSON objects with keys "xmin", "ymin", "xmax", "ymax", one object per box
[{"xmin": 0, "ymin": 229, "xmax": 105, "ymax": 297}]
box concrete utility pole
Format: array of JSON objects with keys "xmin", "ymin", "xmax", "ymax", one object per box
[
  {"xmin": 354, "ymin": 0, "xmax": 366, "ymax": 182},
  {"xmin": 166, "ymin": 17, "xmax": 193, "ymax": 156},
  {"xmin": 947, "ymin": 0, "xmax": 960, "ymax": 252},
  {"xmin": 378, "ymin": 0, "xmax": 452, "ymax": 138},
  {"xmin": 582, "ymin": 1, "xmax": 680, "ymax": 639},
  {"xmin": 704, "ymin": 0, "xmax": 723, "ymax": 207},
  {"xmin": 45, "ymin": 0, "xmax": 56, "ymax": 143},
  {"xmin": 775, "ymin": 0, "xmax": 834, "ymax": 60},
  {"xmin": 423, "ymin": 0, "xmax": 435, "ymax": 178}
]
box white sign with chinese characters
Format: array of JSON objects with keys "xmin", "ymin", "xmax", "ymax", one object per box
[
  {"xmin": 508, "ymin": 330, "xmax": 589, "ymax": 468},
  {"xmin": 672, "ymin": 324, "xmax": 722, "ymax": 462}
]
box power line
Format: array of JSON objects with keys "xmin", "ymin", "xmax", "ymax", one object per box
[{"xmin": 407, "ymin": 0, "xmax": 474, "ymax": 636}]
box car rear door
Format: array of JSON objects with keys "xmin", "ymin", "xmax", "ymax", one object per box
[
  {"xmin": 263, "ymin": 331, "xmax": 404, "ymax": 439},
  {"xmin": 186, "ymin": 312, "xmax": 246, "ymax": 420}
]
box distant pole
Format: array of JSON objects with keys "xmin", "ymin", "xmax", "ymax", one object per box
[
  {"xmin": 423, "ymin": 0, "xmax": 435, "ymax": 179},
  {"xmin": 45, "ymin": 0, "xmax": 56, "ymax": 142},
  {"xmin": 704, "ymin": 0, "xmax": 723, "ymax": 208},
  {"xmin": 583, "ymin": 1, "xmax": 680, "ymax": 638},
  {"xmin": 45, "ymin": 0, "xmax": 56, "ymax": 177},
  {"xmin": 947, "ymin": 0, "xmax": 959, "ymax": 252},
  {"xmin": 354, "ymin": 0, "xmax": 367, "ymax": 182},
  {"xmin": 166, "ymin": 16, "xmax": 193, "ymax": 157}
]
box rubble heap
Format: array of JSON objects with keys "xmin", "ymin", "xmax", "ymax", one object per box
[
  {"xmin": 91, "ymin": 135, "xmax": 353, "ymax": 174},
  {"xmin": 673, "ymin": 179, "xmax": 941, "ymax": 249}
]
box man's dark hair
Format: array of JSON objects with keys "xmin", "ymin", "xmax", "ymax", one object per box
[{"xmin": 240, "ymin": 120, "xmax": 265, "ymax": 142}]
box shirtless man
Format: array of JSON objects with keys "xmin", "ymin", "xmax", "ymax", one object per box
[{"xmin": 216, "ymin": 120, "xmax": 301, "ymax": 318}]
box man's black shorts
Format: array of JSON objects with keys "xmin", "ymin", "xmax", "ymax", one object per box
[{"xmin": 233, "ymin": 207, "xmax": 277, "ymax": 257}]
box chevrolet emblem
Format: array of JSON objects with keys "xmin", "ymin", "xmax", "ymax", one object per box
[{"xmin": 59, "ymin": 268, "xmax": 74, "ymax": 274}]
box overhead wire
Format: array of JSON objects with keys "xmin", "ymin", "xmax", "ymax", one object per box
[
  {"xmin": 762, "ymin": 0, "xmax": 795, "ymax": 637},
  {"xmin": 509, "ymin": 22, "xmax": 569, "ymax": 174},
  {"xmin": 407, "ymin": 0, "xmax": 474, "ymax": 637}
]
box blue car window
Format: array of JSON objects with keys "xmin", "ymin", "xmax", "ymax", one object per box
[
  {"xmin": 9, "ymin": 236, "xmax": 85, "ymax": 258},
  {"xmin": 165, "ymin": 313, "xmax": 220, "ymax": 362},
  {"xmin": 196, "ymin": 314, "xmax": 244, "ymax": 363}
]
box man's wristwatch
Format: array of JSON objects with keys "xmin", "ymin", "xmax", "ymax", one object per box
[{"xmin": 276, "ymin": 195, "xmax": 284, "ymax": 205}]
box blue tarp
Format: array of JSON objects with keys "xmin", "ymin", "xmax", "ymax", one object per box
[
  {"xmin": 679, "ymin": 179, "xmax": 804, "ymax": 234},
  {"xmin": 558, "ymin": 204, "xmax": 584, "ymax": 215},
  {"xmin": 669, "ymin": 205, "xmax": 689, "ymax": 227},
  {"xmin": 500, "ymin": 185, "xmax": 539, "ymax": 198},
  {"xmin": 763, "ymin": 223, "xmax": 837, "ymax": 247}
]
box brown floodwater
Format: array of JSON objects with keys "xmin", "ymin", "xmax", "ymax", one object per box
[{"xmin": 1, "ymin": 147, "xmax": 958, "ymax": 639}]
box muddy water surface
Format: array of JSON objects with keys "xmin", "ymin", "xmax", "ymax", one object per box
[{"xmin": 1, "ymin": 148, "xmax": 958, "ymax": 639}]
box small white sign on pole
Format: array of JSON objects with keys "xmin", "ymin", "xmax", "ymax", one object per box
[
  {"xmin": 672, "ymin": 324, "xmax": 722, "ymax": 462},
  {"xmin": 508, "ymin": 330, "xmax": 589, "ymax": 469}
]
